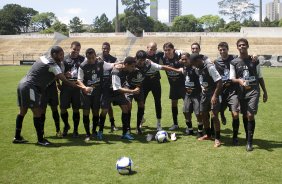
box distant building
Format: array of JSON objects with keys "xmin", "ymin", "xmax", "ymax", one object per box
[
  {"xmin": 150, "ymin": 0, "xmax": 158, "ymax": 21},
  {"xmin": 169, "ymin": 0, "xmax": 182, "ymax": 23},
  {"xmin": 266, "ymin": 0, "xmax": 282, "ymax": 21}
]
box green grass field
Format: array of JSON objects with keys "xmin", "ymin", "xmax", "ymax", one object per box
[{"xmin": 0, "ymin": 66, "xmax": 282, "ymax": 184}]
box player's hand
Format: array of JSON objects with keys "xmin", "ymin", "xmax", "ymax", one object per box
[
  {"xmin": 211, "ymin": 95, "xmax": 218, "ymax": 105},
  {"xmin": 251, "ymin": 54, "xmax": 258, "ymax": 63},
  {"xmin": 96, "ymin": 56, "xmax": 103, "ymax": 61},
  {"xmin": 177, "ymin": 68, "xmax": 184, "ymax": 73},
  {"xmin": 238, "ymin": 79, "xmax": 245, "ymax": 86},
  {"xmin": 65, "ymin": 71, "xmax": 72, "ymax": 78},
  {"xmin": 263, "ymin": 92, "xmax": 268, "ymax": 103},
  {"xmin": 132, "ymin": 87, "xmax": 140, "ymax": 94}
]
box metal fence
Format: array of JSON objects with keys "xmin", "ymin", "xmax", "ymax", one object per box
[{"xmin": 0, "ymin": 53, "xmax": 43, "ymax": 65}]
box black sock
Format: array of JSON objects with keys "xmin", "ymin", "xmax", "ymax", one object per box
[
  {"xmin": 52, "ymin": 111, "xmax": 60, "ymax": 132},
  {"xmin": 172, "ymin": 106, "xmax": 178, "ymax": 125},
  {"xmin": 205, "ymin": 127, "xmax": 211, "ymax": 137},
  {"xmin": 73, "ymin": 112, "xmax": 80, "ymax": 132},
  {"xmin": 243, "ymin": 117, "xmax": 248, "ymax": 140},
  {"xmin": 122, "ymin": 113, "xmax": 129, "ymax": 135},
  {"xmin": 15, "ymin": 114, "xmax": 24, "ymax": 139},
  {"xmin": 61, "ymin": 112, "xmax": 69, "ymax": 128},
  {"xmin": 232, "ymin": 118, "xmax": 240, "ymax": 138},
  {"xmin": 247, "ymin": 120, "xmax": 256, "ymax": 144},
  {"xmin": 92, "ymin": 116, "xmax": 99, "ymax": 133},
  {"xmin": 210, "ymin": 118, "xmax": 214, "ymax": 134},
  {"xmin": 128, "ymin": 112, "xmax": 131, "ymax": 131},
  {"xmin": 110, "ymin": 117, "xmax": 115, "ymax": 127},
  {"xmin": 137, "ymin": 107, "xmax": 144, "ymax": 128},
  {"xmin": 83, "ymin": 115, "xmax": 90, "ymax": 136},
  {"xmin": 197, "ymin": 122, "xmax": 203, "ymax": 133},
  {"xmin": 215, "ymin": 131, "xmax": 221, "ymax": 140},
  {"xmin": 41, "ymin": 114, "xmax": 46, "ymax": 135},
  {"xmin": 99, "ymin": 115, "xmax": 106, "ymax": 132},
  {"xmin": 33, "ymin": 117, "xmax": 43, "ymax": 142},
  {"xmin": 186, "ymin": 121, "xmax": 192, "ymax": 129}
]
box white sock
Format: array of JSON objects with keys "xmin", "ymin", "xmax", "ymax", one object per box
[{"xmin": 157, "ymin": 119, "xmax": 161, "ymax": 124}]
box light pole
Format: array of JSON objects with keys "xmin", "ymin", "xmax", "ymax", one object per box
[
  {"xmin": 115, "ymin": 0, "xmax": 120, "ymax": 32},
  {"xmin": 259, "ymin": 0, "xmax": 262, "ymax": 27}
]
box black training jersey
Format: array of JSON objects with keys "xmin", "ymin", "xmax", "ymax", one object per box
[
  {"xmin": 145, "ymin": 52, "xmax": 164, "ymax": 80},
  {"xmin": 63, "ymin": 54, "xmax": 85, "ymax": 80},
  {"xmin": 161, "ymin": 53, "xmax": 184, "ymax": 85},
  {"xmin": 23, "ymin": 56, "xmax": 62, "ymax": 91},
  {"xmin": 125, "ymin": 69, "xmax": 145, "ymax": 88},
  {"xmin": 198, "ymin": 60, "xmax": 221, "ymax": 94},
  {"xmin": 111, "ymin": 67, "xmax": 128, "ymax": 94},
  {"xmin": 101, "ymin": 54, "xmax": 117, "ymax": 89},
  {"xmin": 214, "ymin": 55, "xmax": 237, "ymax": 95},
  {"xmin": 183, "ymin": 66, "xmax": 201, "ymax": 97},
  {"xmin": 230, "ymin": 56, "xmax": 260, "ymax": 96}
]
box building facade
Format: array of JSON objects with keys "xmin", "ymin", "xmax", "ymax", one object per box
[
  {"xmin": 266, "ymin": 0, "xmax": 282, "ymax": 21},
  {"xmin": 169, "ymin": 0, "xmax": 182, "ymax": 23},
  {"xmin": 150, "ymin": 0, "xmax": 158, "ymax": 21}
]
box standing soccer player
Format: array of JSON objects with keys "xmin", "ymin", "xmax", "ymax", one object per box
[
  {"xmin": 101, "ymin": 42, "xmax": 118, "ymax": 132},
  {"xmin": 190, "ymin": 53, "xmax": 223, "ymax": 147},
  {"xmin": 180, "ymin": 53, "xmax": 203, "ymax": 137},
  {"xmin": 143, "ymin": 42, "xmax": 164, "ymax": 131},
  {"xmin": 161, "ymin": 42, "xmax": 185, "ymax": 130},
  {"xmin": 60, "ymin": 41, "xmax": 84, "ymax": 137},
  {"xmin": 13, "ymin": 46, "xmax": 91, "ymax": 145},
  {"xmin": 230, "ymin": 38, "xmax": 268, "ymax": 151},
  {"xmin": 214, "ymin": 42, "xmax": 240, "ymax": 145}
]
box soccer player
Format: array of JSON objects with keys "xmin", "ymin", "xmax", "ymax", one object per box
[
  {"xmin": 161, "ymin": 42, "xmax": 185, "ymax": 131},
  {"xmin": 180, "ymin": 52, "xmax": 203, "ymax": 137},
  {"xmin": 100, "ymin": 42, "xmax": 118, "ymax": 132},
  {"xmin": 230, "ymin": 38, "xmax": 268, "ymax": 151},
  {"xmin": 111, "ymin": 56, "xmax": 140, "ymax": 140},
  {"xmin": 143, "ymin": 42, "xmax": 164, "ymax": 131},
  {"xmin": 77, "ymin": 48, "xmax": 116, "ymax": 141},
  {"xmin": 214, "ymin": 42, "xmax": 240, "ymax": 145},
  {"xmin": 190, "ymin": 53, "xmax": 223, "ymax": 147},
  {"xmin": 13, "ymin": 46, "xmax": 91, "ymax": 146},
  {"xmin": 60, "ymin": 41, "xmax": 85, "ymax": 137}
]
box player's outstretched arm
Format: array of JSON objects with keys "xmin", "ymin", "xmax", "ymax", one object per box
[{"xmin": 161, "ymin": 65, "xmax": 183, "ymax": 73}]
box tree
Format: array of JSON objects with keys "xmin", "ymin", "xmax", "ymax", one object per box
[
  {"xmin": 41, "ymin": 21, "xmax": 69, "ymax": 36},
  {"xmin": 31, "ymin": 12, "xmax": 57, "ymax": 30},
  {"xmin": 242, "ymin": 17, "xmax": 259, "ymax": 27},
  {"xmin": 153, "ymin": 20, "xmax": 170, "ymax": 32},
  {"xmin": 121, "ymin": 0, "xmax": 149, "ymax": 36},
  {"xmin": 171, "ymin": 15, "xmax": 203, "ymax": 32},
  {"xmin": 199, "ymin": 15, "xmax": 221, "ymax": 31},
  {"xmin": 218, "ymin": 0, "xmax": 256, "ymax": 22},
  {"xmin": 69, "ymin": 16, "xmax": 85, "ymax": 33},
  {"xmin": 219, "ymin": 21, "xmax": 241, "ymax": 32},
  {"xmin": 0, "ymin": 4, "xmax": 37, "ymax": 34},
  {"xmin": 92, "ymin": 13, "xmax": 114, "ymax": 32},
  {"xmin": 279, "ymin": 19, "xmax": 282, "ymax": 27},
  {"xmin": 263, "ymin": 17, "xmax": 279, "ymax": 27},
  {"xmin": 112, "ymin": 14, "xmax": 127, "ymax": 32}
]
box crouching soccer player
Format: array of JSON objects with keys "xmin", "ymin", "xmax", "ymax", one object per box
[
  {"xmin": 190, "ymin": 53, "xmax": 223, "ymax": 147},
  {"xmin": 230, "ymin": 38, "xmax": 268, "ymax": 151}
]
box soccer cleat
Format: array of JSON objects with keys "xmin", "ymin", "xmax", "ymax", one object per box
[
  {"xmin": 170, "ymin": 133, "xmax": 177, "ymax": 141},
  {"xmin": 13, "ymin": 136, "xmax": 28, "ymax": 144},
  {"xmin": 214, "ymin": 139, "xmax": 221, "ymax": 148},
  {"xmin": 246, "ymin": 143, "xmax": 253, "ymax": 152},
  {"xmin": 169, "ymin": 124, "xmax": 179, "ymax": 131},
  {"xmin": 85, "ymin": 135, "xmax": 91, "ymax": 142},
  {"xmin": 111, "ymin": 125, "xmax": 118, "ymax": 132},
  {"xmin": 136, "ymin": 128, "xmax": 143, "ymax": 135},
  {"xmin": 97, "ymin": 131, "xmax": 103, "ymax": 140},
  {"xmin": 72, "ymin": 131, "xmax": 79, "ymax": 138},
  {"xmin": 62, "ymin": 124, "xmax": 70, "ymax": 137},
  {"xmin": 140, "ymin": 117, "xmax": 146, "ymax": 128},
  {"xmin": 156, "ymin": 122, "xmax": 162, "ymax": 131},
  {"xmin": 185, "ymin": 127, "xmax": 194, "ymax": 135},
  {"xmin": 37, "ymin": 138, "xmax": 51, "ymax": 146},
  {"xmin": 233, "ymin": 137, "xmax": 239, "ymax": 146},
  {"xmin": 197, "ymin": 134, "xmax": 212, "ymax": 141},
  {"xmin": 91, "ymin": 131, "xmax": 97, "ymax": 138},
  {"xmin": 56, "ymin": 131, "xmax": 63, "ymax": 138},
  {"xmin": 146, "ymin": 134, "xmax": 153, "ymax": 142},
  {"xmin": 121, "ymin": 133, "xmax": 135, "ymax": 140}
]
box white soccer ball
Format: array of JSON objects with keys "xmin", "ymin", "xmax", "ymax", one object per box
[
  {"xmin": 155, "ymin": 130, "xmax": 169, "ymax": 143},
  {"xmin": 116, "ymin": 157, "xmax": 133, "ymax": 175}
]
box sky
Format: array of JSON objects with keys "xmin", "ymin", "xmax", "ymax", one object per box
[{"xmin": 0, "ymin": 0, "xmax": 271, "ymax": 24}]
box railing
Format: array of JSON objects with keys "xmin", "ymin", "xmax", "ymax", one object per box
[{"xmin": 0, "ymin": 54, "xmax": 43, "ymax": 65}]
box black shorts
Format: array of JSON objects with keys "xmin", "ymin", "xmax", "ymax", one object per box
[
  {"xmin": 60, "ymin": 84, "xmax": 81, "ymax": 109},
  {"xmin": 17, "ymin": 82, "xmax": 42, "ymax": 108},
  {"xmin": 80, "ymin": 89, "xmax": 101, "ymax": 110},
  {"xmin": 240, "ymin": 91, "xmax": 260, "ymax": 115},
  {"xmin": 169, "ymin": 82, "xmax": 185, "ymax": 100},
  {"xmin": 41, "ymin": 82, "xmax": 59, "ymax": 108},
  {"xmin": 200, "ymin": 92, "xmax": 221, "ymax": 113},
  {"xmin": 221, "ymin": 92, "xmax": 240, "ymax": 112},
  {"xmin": 183, "ymin": 94, "xmax": 201, "ymax": 115},
  {"xmin": 100, "ymin": 89, "xmax": 128, "ymax": 109}
]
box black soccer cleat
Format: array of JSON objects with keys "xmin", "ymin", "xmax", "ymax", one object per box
[
  {"xmin": 246, "ymin": 143, "xmax": 253, "ymax": 152},
  {"xmin": 72, "ymin": 131, "xmax": 79, "ymax": 138},
  {"xmin": 232, "ymin": 137, "xmax": 239, "ymax": 146},
  {"xmin": 37, "ymin": 138, "xmax": 52, "ymax": 146},
  {"xmin": 62, "ymin": 124, "xmax": 70, "ymax": 137},
  {"xmin": 13, "ymin": 136, "xmax": 28, "ymax": 144},
  {"xmin": 136, "ymin": 128, "xmax": 143, "ymax": 135}
]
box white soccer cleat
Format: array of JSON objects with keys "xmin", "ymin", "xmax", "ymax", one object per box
[
  {"xmin": 170, "ymin": 133, "xmax": 177, "ymax": 141},
  {"xmin": 146, "ymin": 134, "xmax": 153, "ymax": 142},
  {"xmin": 169, "ymin": 124, "xmax": 179, "ymax": 131}
]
